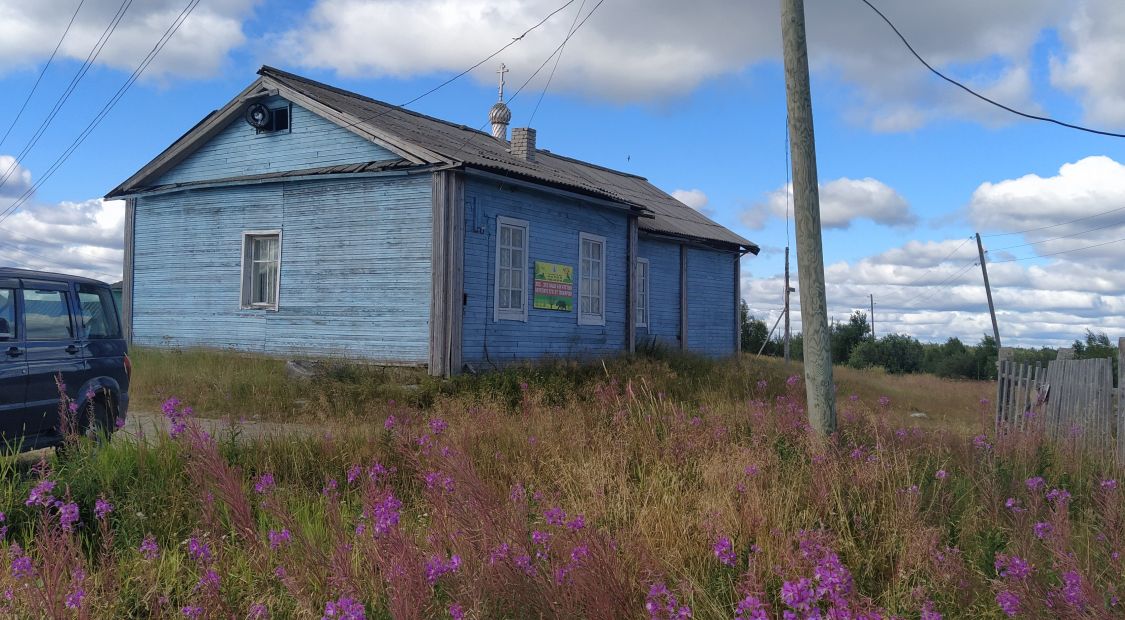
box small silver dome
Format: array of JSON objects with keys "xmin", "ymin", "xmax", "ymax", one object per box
[{"xmin": 489, "ymin": 101, "xmax": 512, "ymax": 124}]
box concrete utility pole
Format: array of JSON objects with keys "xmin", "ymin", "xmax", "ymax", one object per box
[
  {"xmin": 781, "ymin": 0, "xmax": 836, "ymax": 434},
  {"xmin": 784, "ymin": 246, "xmax": 791, "ymax": 362},
  {"xmin": 869, "ymin": 293, "xmax": 875, "ymax": 340},
  {"xmin": 975, "ymin": 232, "xmax": 1001, "ymax": 349}
]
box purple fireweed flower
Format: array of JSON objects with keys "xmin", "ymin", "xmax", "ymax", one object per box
[
  {"xmin": 877, "ymin": 395, "xmax": 891, "ymax": 408},
  {"xmin": 254, "ymin": 473, "xmax": 275, "ymax": 494},
  {"xmin": 901, "ymin": 485, "xmax": 920, "ymax": 495},
  {"xmin": 734, "ymin": 595, "xmax": 768, "ymax": 620},
  {"xmin": 566, "ymin": 515, "xmax": 586, "ymax": 531},
  {"xmin": 26, "ymin": 480, "xmax": 56, "ymax": 507},
  {"xmin": 268, "ymin": 529, "xmax": 291, "ymax": 550},
  {"xmin": 920, "ymin": 600, "xmax": 942, "ymax": 620},
  {"xmin": 744, "ymin": 464, "xmax": 760, "ymax": 477},
  {"xmin": 786, "ymin": 374, "xmax": 801, "ymax": 387},
  {"xmin": 935, "ymin": 469, "xmax": 948, "ymax": 480},
  {"xmin": 65, "ymin": 587, "xmax": 85, "ymax": 610},
  {"xmin": 369, "ymin": 493, "xmax": 402, "ymax": 536},
  {"xmin": 182, "ymin": 605, "xmax": 204, "ymax": 619},
  {"xmin": 1005, "ymin": 497, "xmax": 1025, "ymax": 513},
  {"xmin": 187, "ymin": 537, "xmax": 212, "ymax": 564},
  {"xmin": 996, "ymin": 590, "xmax": 1020, "ymax": 617},
  {"xmin": 1059, "ymin": 570, "xmax": 1086, "ymax": 608},
  {"xmin": 424, "ymin": 554, "xmax": 462, "ymax": 584},
  {"xmin": 346, "ymin": 465, "xmax": 362, "ymax": 485},
  {"xmin": 322, "ymin": 478, "xmax": 338, "ymax": 495},
  {"xmin": 513, "ymin": 553, "xmax": 534, "ymax": 575},
  {"xmin": 448, "ymin": 603, "xmax": 465, "ymax": 620},
  {"xmin": 509, "ymin": 482, "xmax": 526, "ymax": 503},
  {"xmin": 488, "ymin": 543, "xmax": 511, "ymax": 565},
  {"xmin": 140, "ymin": 534, "xmax": 159, "ymax": 560},
  {"xmin": 1101, "ymin": 479, "xmax": 1118, "ymax": 491},
  {"xmin": 10, "ymin": 556, "xmax": 33, "ymax": 580},
  {"xmin": 1025, "ymin": 476, "xmax": 1045, "ymax": 491},
  {"xmin": 94, "ymin": 497, "xmax": 113, "ymax": 521},
  {"xmin": 848, "ymin": 393, "xmax": 859, "ymax": 402},
  {"xmin": 57, "ymin": 501, "xmax": 80, "ymax": 532},
  {"xmin": 1033, "ymin": 522, "xmax": 1053, "ymax": 540},
  {"xmin": 645, "ymin": 582, "xmax": 693, "ymax": 620},
  {"xmin": 713, "ymin": 536, "xmax": 737, "ymax": 566},
  {"xmin": 322, "ymin": 595, "xmax": 366, "ymax": 620},
  {"xmin": 780, "ymin": 577, "xmax": 817, "ymax": 611},
  {"xmin": 1046, "ymin": 488, "xmax": 1071, "ymax": 505},
  {"xmin": 248, "ymin": 603, "xmax": 268, "ymax": 619},
  {"xmin": 274, "ymin": 566, "xmax": 287, "ymax": 580},
  {"xmin": 197, "ymin": 569, "xmax": 221, "ymax": 590},
  {"xmin": 531, "ymin": 530, "xmax": 549, "ymax": 546},
  {"xmin": 570, "ymin": 544, "xmax": 589, "ymax": 563},
  {"xmin": 994, "ymin": 553, "xmax": 1032, "ymax": 580},
  {"xmin": 544, "ymin": 506, "xmax": 566, "ymax": 526},
  {"xmin": 756, "ymin": 380, "xmax": 768, "ymax": 390},
  {"xmin": 429, "ymin": 418, "xmax": 448, "ymax": 435},
  {"xmin": 973, "ymin": 434, "xmax": 992, "ymax": 450},
  {"xmin": 383, "ymin": 415, "xmax": 396, "ymax": 430}
]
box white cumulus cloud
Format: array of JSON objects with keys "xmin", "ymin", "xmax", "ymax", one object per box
[
  {"xmin": 743, "ymin": 177, "xmax": 916, "ymax": 230},
  {"xmin": 671, "ymin": 188, "xmax": 711, "ymax": 216}
]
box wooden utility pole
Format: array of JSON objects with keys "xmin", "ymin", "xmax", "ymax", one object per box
[
  {"xmin": 781, "ymin": 0, "xmax": 835, "ymax": 434},
  {"xmin": 869, "ymin": 293, "xmax": 875, "ymax": 340},
  {"xmin": 975, "ymin": 232, "xmax": 1001, "ymax": 349},
  {"xmin": 784, "ymin": 246, "xmax": 791, "ymax": 362}
]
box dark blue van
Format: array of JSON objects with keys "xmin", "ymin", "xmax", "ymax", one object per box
[{"xmin": 0, "ymin": 268, "xmax": 130, "ymax": 451}]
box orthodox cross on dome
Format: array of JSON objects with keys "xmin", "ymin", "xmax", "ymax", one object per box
[{"xmin": 497, "ymin": 63, "xmax": 509, "ymax": 101}]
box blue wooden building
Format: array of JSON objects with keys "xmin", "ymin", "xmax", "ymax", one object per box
[{"xmin": 108, "ymin": 67, "xmax": 758, "ymax": 375}]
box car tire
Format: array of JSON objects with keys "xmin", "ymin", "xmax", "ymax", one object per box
[{"xmin": 84, "ymin": 396, "xmax": 115, "ymax": 445}]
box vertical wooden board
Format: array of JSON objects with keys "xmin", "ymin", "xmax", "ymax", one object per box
[
  {"xmin": 429, "ymin": 172, "xmax": 448, "ymax": 376},
  {"xmin": 734, "ymin": 253, "xmax": 742, "ymax": 354},
  {"xmin": 449, "ymin": 173, "xmax": 464, "ymax": 375},
  {"xmin": 626, "ymin": 217, "xmax": 637, "ymax": 354},
  {"xmin": 122, "ymin": 198, "xmax": 136, "ymax": 343},
  {"xmin": 679, "ymin": 245, "xmax": 688, "ymax": 352}
]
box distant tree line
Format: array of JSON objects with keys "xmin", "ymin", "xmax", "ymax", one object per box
[{"xmin": 740, "ymin": 301, "xmax": 1117, "ymax": 381}]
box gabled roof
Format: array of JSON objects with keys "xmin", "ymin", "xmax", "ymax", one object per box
[{"xmin": 109, "ymin": 66, "xmax": 757, "ymax": 253}]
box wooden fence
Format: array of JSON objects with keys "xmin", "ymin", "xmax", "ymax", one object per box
[{"xmin": 995, "ymin": 339, "xmax": 1124, "ymax": 463}]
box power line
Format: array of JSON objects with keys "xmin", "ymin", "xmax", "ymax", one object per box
[
  {"xmin": 981, "ymin": 204, "xmax": 1125, "ymax": 238},
  {"xmin": 899, "ymin": 258, "xmax": 978, "ymax": 308},
  {"xmin": 990, "ymin": 235, "xmax": 1125, "ymax": 263},
  {"xmin": 0, "ymin": 0, "xmax": 87, "ymax": 150},
  {"xmin": 447, "ymin": 0, "xmax": 608, "ymax": 160},
  {"xmin": 528, "ymin": 0, "xmax": 588, "ymax": 127},
  {"xmin": 857, "ymin": 0, "xmax": 1125, "ymax": 139},
  {"xmin": 898, "ymin": 235, "xmax": 973, "ymax": 289},
  {"xmin": 0, "ymin": 0, "xmax": 133, "ymax": 194},
  {"xmin": 989, "ymin": 218, "xmax": 1125, "ymax": 252},
  {"xmin": 0, "ymin": 0, "xmax": 198, "ymax": 227}
]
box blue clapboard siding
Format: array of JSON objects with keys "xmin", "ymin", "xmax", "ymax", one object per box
[
  {"xmin": 132, "ymin": 174, "xmax": 432, "ymax": 362},
  {"xmin": 686, "ymin": 246, "xmax": 738, "ymax": 356},
  {"xmin": 636, "ymin": 235, "xmax": 681, "ymax": 350},
  {"xmin": 154, "ymin": 96, "xmax": 397, "ymax": 186},
  {"xmin": 461, "ymin": 177, "xmax": 628, "ymax": 365}
]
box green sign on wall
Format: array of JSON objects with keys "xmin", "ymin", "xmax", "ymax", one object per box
[{"xmin": 533, "ymin": 261, "xmax": 573, "ymax": 311}]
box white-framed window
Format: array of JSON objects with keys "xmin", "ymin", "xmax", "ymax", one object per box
[
  {"xmin": 635, "ymin": 257, "xmax": 649, "ymax": 328},
  {"xmin": 578, "ymin": 232, "xmax": 606, "ymax": 326},
  {"xmin": 494, "ymin": 216, "xmax": 529, "ymax": 321},
  {"xmin": 241, "ymin": 230, "xmax": 282, "ymax": 310}
]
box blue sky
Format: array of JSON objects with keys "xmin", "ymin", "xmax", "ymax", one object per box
[{"xmin": 2, "ymin": 0, "xmax": 1124, "ymax": 348}]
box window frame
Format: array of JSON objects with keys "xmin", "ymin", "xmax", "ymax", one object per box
[
  {"xmin": 494, "ymin": 216, "xmax": 530, "ymax": 322},
  {"xmin": 577, "ymin": 232, "xmax": 607, "ymax": 326},
  {"xmin": 240, "ymin": 229, "xmax": 283, "ymax": 311},
  {"xmin": 635, "ymin": 257, "xmax": 649, "ymax": 328},
  {"xmin": 0, "ymin": 286, "xmax": 17, "ymax": 341},
  {"xmin": 76, "ymin": 284, "xmax": 122, "ymax": 340},
  {"xmin": 20, "ymin": 286, "xmax": 75, "ymax": 342}
]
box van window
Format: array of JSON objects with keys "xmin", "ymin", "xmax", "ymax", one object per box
[
  {"xmin": 0, "ymin": 288, "xmax": 14, "ymax": 340},
  {"xmin": 23, "ymin": 289, "xmax": 73, "ymax": 341},
  {"xmin": 77, "ymin": 286, "xmax": 120, "ymax": 339}
]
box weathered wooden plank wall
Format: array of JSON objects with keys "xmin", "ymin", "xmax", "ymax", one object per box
[
  {"xmin": 636, "ymin": 235, "xmax": 682, "ymax": 351},
  {"xmin": 685, "ymin": 246, "xmax": 738, "ymax": 356},
  {"xmin": 132, "ymin": 174, "xmax": 433, "ymax": 362},
  {"xmin": 460, "ymin": 175, "xmax": 628, "ymax": 366},
  {"xmin": 155, "ymin": 97, "xmax": 397, "ymax": 186}
]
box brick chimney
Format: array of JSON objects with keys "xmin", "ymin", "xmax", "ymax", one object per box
[{"xmin": 511, "ymin": 127, "xmax": 536, "ymax": 162}]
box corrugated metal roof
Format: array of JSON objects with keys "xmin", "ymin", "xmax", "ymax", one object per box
[{"xmin": 259, "ymin": 67, "xmax": 757, "ymax": 252}]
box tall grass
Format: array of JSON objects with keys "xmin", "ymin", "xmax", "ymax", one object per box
[{"xmin": 1, "ymin": 356, "xmax": 1117, "ymax": 618}]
